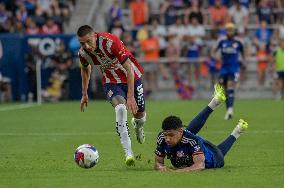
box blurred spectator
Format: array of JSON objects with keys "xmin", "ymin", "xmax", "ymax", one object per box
[
  {"xmin": 16, "ymin": 3, "xmax": 28, "ymax": 24},
  {"xmin": 254, "ymin": 20, "xmax": 272, "ymax": 48},
  {"xmin": 278, "ymin": 17, "xmax": 284, "ymax": 40},
  {"xmin": 184, "ymin": 16, "xmax": 205, "ymax": 87},
  {"xmin": 256, "ymin": 0, "xmax": 274, "ymax": 24},
  {"xmin": 11, "ymin": 19, "xmax": 24, "ymax": 34},
  {"xmin": 25, "ymin": 46, "xmax": 40, "ymax": 102},
  {"xmin": 52, "ymin": 41, "xmax": 72, "ymax": 75},
  {"xmin": 208, "ymin": 0, "xmax": 230, "ymax": 28},
  {"xmin": 0, "ymin": 3, "xmax": 12, "ymax": 32},
  {"xmin": 110, "ymin": 19, "xmax": 124, "ymax": 38},
  {"xmin": 122, "ymin": 31, "xmax": 137, "ymax": 56},
  {"xmin": 229, "ymin": 0, "xmax": 249, "ymax": 29},
  {"xmin": 0, "ymin": 71, "xmax": 12, "ymax": 102},
  {"xmin": 147, "ymin": 0, "xmax": 164, "ymax": 19},
  {"xmin": 42, "ymin": 70, "xmax": 65, "ymax": 102},
  {"xmin": 160, "ymin": 0, "xmax": 178, "ymax": 26},
  {"xmin": 140, "ymin": 31, "xmax": 160, "ymax": 97},
  {"xmin": 168, "ymin": 17, "xmax": 186, "ymax": 46},
  {"xmin": 129, "ymin": 0, "xmax": 149, "ymax": 27},
  {"xmin": 185, "ymin": 17, "xmax": 206, "ymax": 46},
  {"xmin": 272, "ymin": 39, "xmax": 284, "ymax": 99},
  {"xmin": 41, "ymin": 18, "xmax": 60, "ymax": 34},
  {"xmin": 256, "ymin": 42, "xmax": 269, "ymax": 86},
  {"xmin": 25, "ymin": 17, "xmax": 40, "ymax": 34},
  {"xmin": 108, "ymin": 0, "xmax": 123, "ymax": 32},
  {"xmin": 184, "ymin": 0, "xmax": 205, "ymax": 25},
  {"xmin": 136, "ymin": 24, "xmax": 149, "ymax": 42},
  {"xmin": 151, "ymin": 18, "xmax": 167, "ymax": 57}
]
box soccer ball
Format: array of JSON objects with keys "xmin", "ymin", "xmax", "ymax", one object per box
[{"xmin": 74, "ymin": 144, "xmax": 99, "ymax": 169}]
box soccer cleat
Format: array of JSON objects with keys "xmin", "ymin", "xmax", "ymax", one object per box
[
  {"xmin": 224, "ymin": 107, "xmax": 233, "ymax": 120},
  {"xmin": 213, "ymin": 83, "xmax": 226, "ymax": 103},
  {"xmin": 125, "ymin": 155, "xmax": 135, "ymax": 166},
  {"xmin": 234, "ymin": 119, "xmax": 248, "ymax": 134},
  {"xmin": 131, "ymin": 118, "xmax": 145, "ymax": 144}
]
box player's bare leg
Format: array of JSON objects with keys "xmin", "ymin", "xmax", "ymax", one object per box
[
  {"xmin": 112, "ymin": 96, "xmax": 134, "ymax": 166},
  {"xmin": 131, "ymin": 111, "xmax": 146, "ymax": 144}
]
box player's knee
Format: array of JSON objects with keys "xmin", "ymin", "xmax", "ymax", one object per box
[
  {"xmin": 135, "ymin": 112, "xmax": 147, "ymax": 122},
  {"xmin": 114, "ymin": 104, "xmax": 127, "ymax": 113},
  {"xmin": 111, "ymin": 96, "xmax": 126, "ymax": 107}
]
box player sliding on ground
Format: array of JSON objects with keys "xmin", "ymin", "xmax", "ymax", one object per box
[
  {"xmin": 77, "ymin": 25, "xmax": 146, "ymax": 166},
  {"xmin": 154, "ymin": 84, "xmax": 248, "ymax": 172}
]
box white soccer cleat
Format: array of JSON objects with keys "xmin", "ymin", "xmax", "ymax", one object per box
[
  {"xmin": 224, "ymin": 108, "xmax": 233, "ymax": 120},
  {"xmin": 131, "ymin": 118, "xmax": 145, "ymax": 144}
]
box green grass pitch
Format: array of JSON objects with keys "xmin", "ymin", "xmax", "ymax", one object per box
[{"xmin": 0, "ymin": 100, "xmax": 284, "ymax": 188}]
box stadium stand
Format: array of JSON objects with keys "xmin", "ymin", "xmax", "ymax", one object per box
[{"xmin": 0, "ymin": 0, "xmax": 284, "ymax": 101}]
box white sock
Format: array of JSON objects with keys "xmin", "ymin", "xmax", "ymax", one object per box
[
  {"xmin": 208, "ymin": 98, "xmax": 220, "ymax": 110},
  {"xmin": 231, "ymin": 126, "xmax": 241, "ymax": 139},
  {"xmin": 115, "ymin": 104, "xmax": 133, "ymax": 157},
  {"xmin": 133, "ymin": 113, "xmax": 146, "ymax": 128}
]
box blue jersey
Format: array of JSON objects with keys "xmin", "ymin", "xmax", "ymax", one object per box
[
  {"xmin": 155, "ymin": 130, "xmax": 224, "ymax": 169},
  {"xmin": 216, "ymin": 37, "xmax": 244, "ymax": 74}
]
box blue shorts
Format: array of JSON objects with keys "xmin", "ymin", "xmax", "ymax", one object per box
[
  {"xmin": 103, "ymin": 78, "xmax": 145, "ymax": 112},
  {"xmin": 203, "ymin": 140, "xmax": 224, "ymax": 168},
  {"xmin": 219, "ymin": 72, "xmax": 239, "ymax": 84}
]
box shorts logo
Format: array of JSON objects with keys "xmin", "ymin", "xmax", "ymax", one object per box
[
  {"xmin": 194, "ymin": 145, "xmax": 200, "ymax": 152},
  {"xmin": 136, "ymin": 84, "xmax": 144, "ymax": 106},
  {"xmin": 177, "ymin": 150, "xmax": 185, "ymax": 158},
  {"xmin": 108, "ymin": 90, "xmax": 113, "ymax": 98}
]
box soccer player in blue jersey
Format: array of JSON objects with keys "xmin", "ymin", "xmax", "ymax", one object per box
[
  {"xmin": 215, "ymin": 23, "xmax": 245, "ymax": 120},
  {"xmin": 154, "ymin": 84, "xmax": 248, "ymax": 172}
]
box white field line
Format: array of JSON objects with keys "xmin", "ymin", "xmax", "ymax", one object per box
[
  {"xmin": 0, "ymin": 130, "xmax": 283, "ymax": 136},
  {"xmin": 0, "ymin": 103, "xmax": 39, "ymax": 112}
]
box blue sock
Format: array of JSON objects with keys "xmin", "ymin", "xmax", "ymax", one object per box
[
  {"xmin": 217, "ymin": 135, "xmax": 236, "ymax": 156},
  {"xmin": 226, "ymin": 89, "xmax": 234, "ymax": 109},
  {"xmin": 186, "ymin": 106, "xmax": 213, "ymax": 135}
]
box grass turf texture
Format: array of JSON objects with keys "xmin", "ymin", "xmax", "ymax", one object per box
[{"xmin": 0, "ymin": 100, "xmax": 283, "ymax": 188}]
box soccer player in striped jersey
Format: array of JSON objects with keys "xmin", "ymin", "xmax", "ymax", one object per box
[
  {"xmin": 215, "ymin": 23, "xmax": 245, "ymax": 120},
  {"xmin": 154, "ymin": 84, "xmax": 248, "ymax": 172},
  {"xmin": 77, "ymin": 25, "xmax": 146, "ymax": 166}
]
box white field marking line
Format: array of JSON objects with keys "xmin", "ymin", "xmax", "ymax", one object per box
[
  {"xmin": 0, "ymin": 130, "xmax": 284, "ymax": 136},
  {"xmin": 0, "ymin": 103, "xmax": 39, "ymax": 112}
]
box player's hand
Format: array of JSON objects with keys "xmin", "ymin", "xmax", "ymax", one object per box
[
  {"xmin": 80, "ymin": 94, "xmax": 88, "ymax": 112},
  {"xmin": 127, "ymin": 96, "xmax": 138, "ymax": 114}
]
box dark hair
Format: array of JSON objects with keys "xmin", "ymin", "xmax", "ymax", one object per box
[
  {"xmin": 162, "ymin": 115, "xmax": 183, "ymax": 131},
  {"xmin": 77, "ymin": 25, "xmax": 94, "ymax": 37}
]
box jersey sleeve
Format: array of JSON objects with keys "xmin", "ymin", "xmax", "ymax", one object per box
[
  {"xmin": 155, "ymin": 132, "xmax": 166, "ymax": 157},
  {"xmin": 110, "ymin": 34, "xmax": 129, "ymax": 64},
  {"xmin": 187, "ymin": 136, "xmax": 204, "ymax": 156}
]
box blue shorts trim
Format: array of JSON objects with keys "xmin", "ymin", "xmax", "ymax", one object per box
[{"xmin": 103, "ymin": 79, "xmax": 145, "ymax": 112}]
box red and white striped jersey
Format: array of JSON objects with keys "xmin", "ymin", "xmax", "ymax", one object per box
[{"xmin": 78, "ymin": 32, "xmax": 144, "ymax": 84}]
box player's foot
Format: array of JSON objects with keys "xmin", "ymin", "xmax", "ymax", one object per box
[
  {"xmin": 125, "ymin": 155, "xmax": 135, "ymax": 166},
  {"xmin": 213, "ymin": 83, "xmax": 226, "ymax": 103},
  {"xmin": 131, "ymin": 118, "xmax": 145, "ymax": 144},
  {"xmin": 231, "ymin": 119, "xmax": 248, "ymax": 139},
  {"xmin": 224, "ymin": 108, "xmax": 233, "ymax": 120},
  {"xmin": 234, "ymin": 119, "xmax": 248, "ymax": 134}
]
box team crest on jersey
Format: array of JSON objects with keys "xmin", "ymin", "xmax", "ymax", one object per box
[
  {"xmin": 108, "ymin": 90, "xmax": 113, "ymax": 98},
  {"xmin": 233, "ymin": 43, "xmax": 238, "ymax": 48},
  {"xmin": 176, "ymin": 150, "xmax": 185, "ymax": 158},
  {"xmin": 194, "ymin": 145, "xmax": 201, "ymax": 152}
]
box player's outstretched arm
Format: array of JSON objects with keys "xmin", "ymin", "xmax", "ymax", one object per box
[
  {"xmin": 154, "ymin": 155, "xmax": 170, "ymax": 172},
  {"xmin": 80, "ymin": 64, "xmax": 91, "ymax": 112},
  {"xmin": 175, "ymin": 154, "xmax": 205, "ymax": 172}
]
